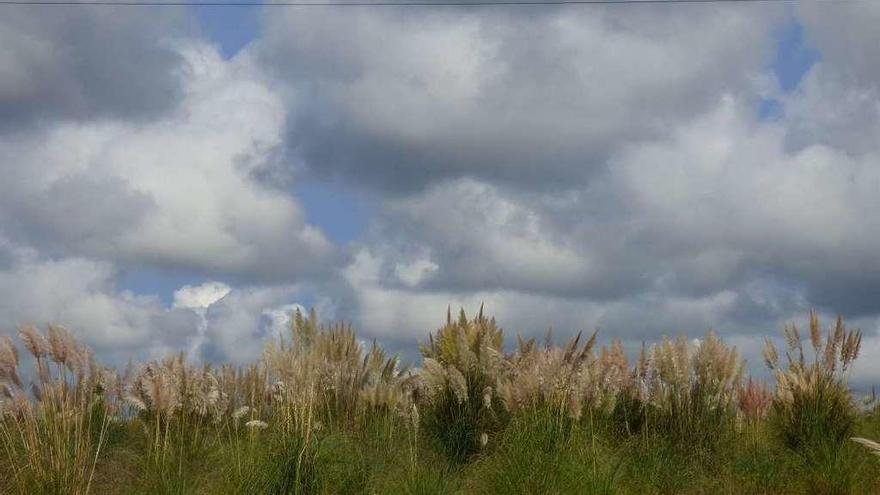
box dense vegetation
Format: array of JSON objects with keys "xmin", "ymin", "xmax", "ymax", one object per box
[{"xmin": 2, "ymin": 308, "xmax": 880, "ymax": 494}]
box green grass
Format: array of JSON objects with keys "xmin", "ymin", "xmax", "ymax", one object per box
[
  {"xmin": 19, "ymin": 393, "xmax": 880, "ymax": 495},
  {"xmin": 465, "ymin": 408, "xmax": 621, "ymax": 495},
  {"xmin": 86, "ymin": 407, "xmax": 880, "ymax": 495}
]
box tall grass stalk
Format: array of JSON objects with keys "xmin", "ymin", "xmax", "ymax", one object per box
[{"xmin": 0, "ymin": 325, "xmax": 114, "ymax": 495}]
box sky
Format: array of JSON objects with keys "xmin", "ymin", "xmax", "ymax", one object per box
[{"xmin": 1, "ymin": 1, "xmax": 880, "ymax": 383}]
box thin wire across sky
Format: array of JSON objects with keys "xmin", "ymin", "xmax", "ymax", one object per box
[{"xmin": 0, "ymin": 0, "xmax": 812, "ymax": 7}]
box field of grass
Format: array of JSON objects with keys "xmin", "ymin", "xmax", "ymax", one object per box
[{"xmin": 2, "ymin": 308, "xmax": 880, "ymax": 494}]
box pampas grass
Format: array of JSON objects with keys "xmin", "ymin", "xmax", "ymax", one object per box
[
  {"xmin": 3, "ymin": 308, "xmax": 880, "ymax": 494},
  {"xmin": 765, "ymin": 312, "xmax": 861, "ymax": 452},
  {"xmin": 852, "ymin": 437, "xmax": 880, "ymax": 456},
  {"xmin": 639, "ymin": 332, "xmax": 743, "ymax": 446},
  {"xmin": 0, "ymin": 325, "xmax": 113, "ymax": 495},
  {"xmin": 418, "ymin": 306, "xmax": 508, "ymax": 463}
]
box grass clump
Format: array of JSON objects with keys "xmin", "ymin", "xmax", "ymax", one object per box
[
  {"xmin": 0, "ymin": 325, "xmax": 114, "ymax": 495},
  {"xmin": 418, "ymin": 306, "xmax": 508, "ymax": 463},
  {"xmin": 639, "ymin": 332, "xmax": 744, "ymax": 448},
  {"xmin": 763, "ymin": 312, "xmax": 864, "ymax": 494},
  {"xmin": 467, "ymin": 407, "xmax": 620, "ymax": 495},
  {"xmin": 765, "ymin": 312, "xmax": 861, "ymax": 452},
  {"xmin": 123, "ymin": 355, "xmax": 228, "ymax": 493}
]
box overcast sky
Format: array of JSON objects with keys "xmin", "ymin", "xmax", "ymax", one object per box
[{"xmin": 2, "ymin": 1, "xmax": 880, "ymax": 383}]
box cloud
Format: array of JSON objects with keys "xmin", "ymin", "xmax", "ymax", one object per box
[
  {"xmin": 4, "ymin": 0, "xmax": 880, "ymax": 387},
  {"xmin": 0, "ymin": 30, "xmax": 340, "ymax": 365},
  {"xmin": 241, "ymin": 3, "xmax": 880, "ymax": 375},
  {"xmin": 357, "ymin": 178, "xmax": 597, "ymax": 296},
  {"xmin": 173, "ymin": 282, "xmax": 232, "ymax": 310},
  {"xmin": 0, "ymin": 237, "xmax": 317, "ymax": 365},
  {"xmin": 196, "ymin": 285, "xmax": 302, "ymax": 363},
  {"xmin": 783, "ymin": 3, "xmax": 880, "ymax": 154},
  {"xmin": 256, "ymin": 5, "xmax": 781, "ymax": 192},
  {"xmin": 173, "ymin": 281, "xmax": 232, "ymax": 359},
  {"xmin": 0, "ymin": 42, "xmax": 337, "ymax": 282},
  {"xmin": 0, "ymin": 6, "xmax": 191, "ymax": 129},
  {"xmin": 341, "ymin": 89, "xmax": 880, "ymax": 363},
  {"xmin": 797, "ymin": 3, "xmax": 880, "ymax": 84},
  {"xmin": 610, "ymin": 95, "xmax": 880, "ymax": 316},
  {"xmin": 0, "ymin": 238, "xmax": 200, "ymax": 362},
  {"xmin": 343, "ymin": 244, "xmax": 794, "ymax": 360}
]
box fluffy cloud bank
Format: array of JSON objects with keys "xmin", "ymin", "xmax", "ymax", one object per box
[
  {"xmin": 257, "ymin": 4, "xmax": 782, "ymax": 191},
  {"xmin": 286, "ymin": 3, "xmax": 880, "ymax": 383},
  {"xmin": 0, "ymin": 238, "xmax": 198, "ymax": 361},
  {"xmin": 2, "ymin": 3, "xmax": 880, "ymax": 385},
  {"xmin": 0, "ymin": 8, "xmax": 334, "ymax": 364},
  {"xmin": 0, "ymin": 42, "xmax": 335, "ymax": 281}
]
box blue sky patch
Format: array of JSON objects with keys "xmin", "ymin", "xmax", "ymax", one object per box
[
  {"xmin": 772, "ymin": 17, "xmax": 819, "ymax": 93},
  {"xmin": 193, "ymin": 4, "xmax": 262, "ymax": 59},
  {"xmin": 119, "ymin": 267, "xmax": 215, "ymax": 307},
  {"xmin": 294, "ymin": 180, "xmax": 376, "ymax": 244}
]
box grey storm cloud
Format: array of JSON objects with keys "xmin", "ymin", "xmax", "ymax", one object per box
[
  {"xmin": 0, "ymin": 6, "xmax": 190, "ymax": 129},
  {"xmin": 255, "ymin": 5, "xmax": 782, "ymax": 192},
  {"xmin": 0, "ymin": 171, "xmax": 156, "ymax": 257},
  {"xmin": 342, "ymin": 85, "xmax": 880, "ymax": 362}
]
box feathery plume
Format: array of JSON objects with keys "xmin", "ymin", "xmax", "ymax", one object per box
[
  {"xmin": 232, "ymin": 405, "xmax": 251, "ymax": 420},
  {"xmin": 852, "ymin": 437, "xmax": 880, "ymax": 456},
  {"xmin": 809, "ymin": 311, "xmax": 822, "ymax": 355},
  {"xmin": 245, "ymin": 419, "xmax": 268, "ymax": 430},
  {"xmin": 0, "ymin": 335, "xmax": 21, "ymax": 387},
  {"xmin": 18, "ymin": 324, "xmax": 49, "ymax": 359}
]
